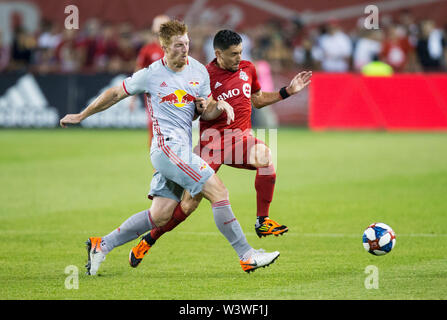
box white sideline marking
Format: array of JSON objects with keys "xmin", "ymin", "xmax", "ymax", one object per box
[{"xmin": 178, "ymin": 232, "xmax": 447, "ymax": 238}]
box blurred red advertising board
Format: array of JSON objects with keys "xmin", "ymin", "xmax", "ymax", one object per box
[{"xmin": 309, "ymin": 73, "xmax": 447, "ymax": 131}]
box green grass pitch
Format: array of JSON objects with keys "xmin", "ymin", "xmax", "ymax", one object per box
[{"xmin": 1, "ymin": 128, "xmax": 446, "ymax": 300}]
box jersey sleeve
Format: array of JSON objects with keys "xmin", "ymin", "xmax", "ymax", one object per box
[
  {"xmin": 250, "ymin": 62, "xmax": 262, "ymax": 93},
  {"xmin": 122, "ymin": 67, "xmax": 150, "ymax": 95}
]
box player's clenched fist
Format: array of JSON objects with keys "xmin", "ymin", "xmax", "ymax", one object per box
[
  {"xmin": 60, "ymin": 113, "xmax": 82, "ymax": 128},
  {"xmin": 194, "ymin": 97, "xmax": 207, "ymax": 114}
]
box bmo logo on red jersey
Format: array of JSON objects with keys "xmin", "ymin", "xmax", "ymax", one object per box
[{"xmin": 216, "ymin": 83, "xmax": 251, "ymax": 101}]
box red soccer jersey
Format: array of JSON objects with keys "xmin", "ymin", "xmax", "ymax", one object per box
[{"xmin": 200, "ymin": 59, "xmax": 261, "ymax": 150}]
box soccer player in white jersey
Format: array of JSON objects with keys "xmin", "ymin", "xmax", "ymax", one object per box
[{"xmin": 60, "ymin": 20, "xmax": 280, "ymax": 275}]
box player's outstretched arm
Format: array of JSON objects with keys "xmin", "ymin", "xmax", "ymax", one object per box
[
  {"xmin": 197, "ymin": 96, "xmax": 234, "ymax": 125},
  {"xmin": 60, "ymin": 85, "xmax": 129, "ymax": 128},
  {"xmin": 252, "ymin": 71, "xmax": 312, "ymax": 109}
]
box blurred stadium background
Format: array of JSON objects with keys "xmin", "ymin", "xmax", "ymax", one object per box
[{"xmin": 0, "ymin": 0, "xmax": 446, "ymax": 129}]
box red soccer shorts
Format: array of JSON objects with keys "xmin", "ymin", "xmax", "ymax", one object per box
[{"xmin": 194, "ymin": 134, "xmax": 265, "ymax": 172}]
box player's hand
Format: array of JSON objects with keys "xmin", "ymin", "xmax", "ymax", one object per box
[
  {"xmin": 217, "ymin": 100, "xmax": 234, "ymax": 125},
  {"xmin": 60, "ymin": 113, "xmax": 82, "ymax": 128},
  {"xmin": 287, "ymin": 71, "xmax": 312, "ymax": 95},
  {"xmin": 194, "ymin": 97, "xmax": 207, "ymax": 114}
]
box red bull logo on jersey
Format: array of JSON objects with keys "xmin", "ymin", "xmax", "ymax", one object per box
[{"xmin": 159, "ymin": 89, "xmax": 196, "ymax": 108}]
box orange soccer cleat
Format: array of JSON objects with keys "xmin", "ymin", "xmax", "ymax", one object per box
[
  {"xmin": 255, "ymin": 218, "xmax": 288, "ymax": 238},
  {"xmin": 129, "ymin": 236, "xmax": 153, "ymax": 268}
]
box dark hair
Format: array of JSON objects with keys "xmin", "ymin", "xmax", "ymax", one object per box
[{"xmin": 213, "ymin": 30, "xmax": 242, "ymax": 50}]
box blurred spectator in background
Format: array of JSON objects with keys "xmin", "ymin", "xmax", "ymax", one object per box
[
  {"xmin": 381, "ymin": 24, "xmax": 414, "ymax": 72},
  {"xmin": 416, "ymin": 19, "xmax": 446, "ymax": 72},
  {"xmin": 362, "ymin": 53, "xmax": 394, "ymax": 76},
  {"xmin": 312, "ymin": 20, "xmax": 352, "ymax": 72},
  {"xmin": 77, "ymin": 19, "xmax": 102, "ymax": 73},
  {"xmin": 107, "ymin": 23, "xmax": 137, "ymax": 73},
  {"xmin": 397, "ymin": 9, "xmax": 419, "ymax": 47},
  {"xmin": 1, "ymin": 8, "xmax": 447, "ymax": 75},
  {"xmin": 55, "ymin": 29, "xmax": 80, "ymax": 72},
  {"xmin": 353, "ymin": 29, "xmax": 383, "ymax": 72},
  {"xmin": 37, "ymin": 20, "xmax": 62, "ymax": 51},
  {"xmin": 0, "ymin": 29, "xmax": 10, "ymax": 72},
  {"xmin": 292, "ymin": 27, "xmax": 322, "ymax": 71},
  {"xmin": 135, "ymin": 15, "xmax": 169, "ymax": 70},
  {"xmin": 251, "ymin": 20, "xmax": 279, "ymax": 60},
  {"xmin": 250, "ymin": 20, "xmax": 287, "ymax": 68},
  {"xmin": 35, "ymin": 20, "xmax": 61, "ymax": 73},
  {"xmin": 264, "ymin": 33, "xmax": 293, "ymax": 73},
  {"xmin": 94, "ymin": 23, "xmax": 119, "ymax": 72},
  {"xmin": 10, "ymin": 25, "xmax": 36, "ymax": 71}
]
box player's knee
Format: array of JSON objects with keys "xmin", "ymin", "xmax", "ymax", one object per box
[
  {"xmin": 250, "ymin": 144, "xmax": 272, "ymax": 168},
  {"xmin": 215, "ymin": 176, "xmax": 229, "ymax": 200},
  {"xmin": 217, "ymin": 185, "xmax": 229, "ymax": 201},
  {"xmin": 155, "ymin": 210, "xmax": 172, "ymax": 227},
  {"xmin": 150, "ymin": 202, "xmax": 176, "ymax": 227},
  {"xmin": 203, "ymin": 174, "xmax": 229, "ymax": 203},
  {"xmin": 210, "ymin": 180, "xmax": 229, "ymax": 202},
  {"xmin": 181, "ymin": 197, "xmax": 200, "ymax": 215}
]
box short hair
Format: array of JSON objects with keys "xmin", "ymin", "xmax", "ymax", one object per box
[
  {"xmin": 158, "ymin": 20, "xmax": 187, "ymax": 47},
  {"xmin": 213, "ymin": 30, "xmax": 242, "ymax": 50}
]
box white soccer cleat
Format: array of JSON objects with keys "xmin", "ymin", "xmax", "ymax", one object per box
[
  {"xmin": 239, "ymin": 248, "xmax": 280, "ymax": 273},
  {"xmin": 85, "ymin": 237, "xmax": 106, "ymax": 276}
]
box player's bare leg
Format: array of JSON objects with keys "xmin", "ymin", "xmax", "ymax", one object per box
[
  {"xmin": 249, "ymin": 143, "xmax": 288, "ymax": 238},
  {"xmin": 180, "ymin": 191, "xmax": 203, "ymax": 216}
]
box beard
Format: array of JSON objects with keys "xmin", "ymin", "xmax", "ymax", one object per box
[{"xmin": 165, "ymin": 53, "xmax": 188, "ymax": 71}]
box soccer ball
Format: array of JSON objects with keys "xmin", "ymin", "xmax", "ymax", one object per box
[{"xmin": 362, "ymin": 223, "xmax": 396, "ymax": 256}]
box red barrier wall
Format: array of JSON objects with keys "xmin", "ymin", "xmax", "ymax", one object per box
[{"xmin": 309, "ymin": 73, "xmax": 447, "ymax": 131}]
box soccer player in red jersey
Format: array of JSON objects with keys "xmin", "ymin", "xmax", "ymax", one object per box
[{"xmin": 130, "ymin": 30, "xmax": 311, "ymax": 267}]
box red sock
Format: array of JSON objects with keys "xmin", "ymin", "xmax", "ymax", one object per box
[
  {"xmin": 150, "ymin": 203, "xmax": 188, "ymax": 240},
  {"xmin": 255, "ymin": 165, "xmax": 276, "ymax": 217}
]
